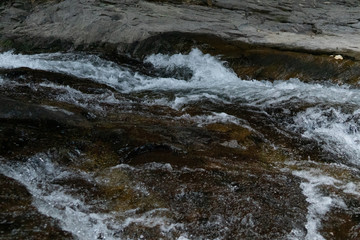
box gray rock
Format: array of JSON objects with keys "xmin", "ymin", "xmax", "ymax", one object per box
[{"xmin": 0, "ymin": 0, "xmax": 359, "ymax": 60}]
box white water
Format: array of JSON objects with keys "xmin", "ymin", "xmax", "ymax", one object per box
[
  {"xmin": 177, "ymin": 112, "xmax": 249, "ymax": 127},
  {"xmin": 0, "ymin": 154, "xmax": 116, "ymax": 239},
  {"xmin": 293, "ymin": 169, "xmax": 346, "ymax": 240},
  {"xmin": 0, "ymin": 51, "xmax": 135, "ymax": 90},
  {"xmin": 282, "ymin": 160, "xmax": 360, "ymax": 240},
  {"xmin": 2, "ymin": 49, "xmax": 360, "ymax": 107},
  {"xmin": 0, "ymin": 154, "xmax": 182, "ymax": 239},
  {"xmin": 1, "ymin": 49, "xmax": 360, "ymax": 164},
  {"xmin": 290, "ymin": 107, "xmax": 360, "ymax": 164},
  {"xmin": 1, "ymin": 49, "xmax": 360, "ymax": 239}
]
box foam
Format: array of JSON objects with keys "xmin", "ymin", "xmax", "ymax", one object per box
[
  {"xmin": 290, "ymin": 107, "xmax": 360, "ymax": 165},
  {"xmin": 0, "ymin": 51, "xmax": 134, "ymax": 91},
  {"xmin": 177, "ymin": 112, "xmax": 247, "ymax": 127},
  {"xmin": 0, "ymin": 154, "xmax": 116, "ymax": 239},
  {"xmin": 343, "ymin": 182, "xmax": 360, "ymax": 196},
  {"xmin": 144, "ymin": 49, "xmax": 360, "ymax": 108},
  {"xmin": 0, "ymin": 155, "xmax": 181, "ymax": 239},
  {"xmin": 292, "ymin": 169, "xmax": 347, "ymax": 240},
  {"xmin": 38, "ymin": 82, "xmax": 123, "ymax": 111},
  {"xmin": 2, "ymin": 50, "xmax": 360, "ymax": 110}
]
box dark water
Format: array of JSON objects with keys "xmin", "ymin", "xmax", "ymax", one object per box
[{"xmin": 0, "ymin": 49, "xmax": 360, "ymax": 239}]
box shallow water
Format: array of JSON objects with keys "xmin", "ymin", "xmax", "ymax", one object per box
[{"xmin": 0, "ymin": 49, "xmax": 359, "ymax": 239}]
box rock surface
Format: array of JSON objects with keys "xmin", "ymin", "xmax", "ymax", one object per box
[
  {"xmin": 0, "ymin": 0, "xmax": 360, "ymax": 60},
  {"xmin": 1, "ymin": 2, "xmax": 360, "ymax": 239}
]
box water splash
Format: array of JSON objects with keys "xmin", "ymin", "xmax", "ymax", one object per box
[
  {"xmin": 0, "ymin": 154, "xmax": 116, "ymax": 239},
  {"xmin": 293, "ymin": 169, "xmax": 346, "ymax": 240},
  {"xmin": 2, "ymin": 50, "xmax": 360, "ymax": 107},
  {"xmin": 290, "ymin": 107, "xmax": 360, "ymax": 164},
  {"xmin": 2, "ymin": 49, "xmax": 360, "ymax": 239},
  {"xmin": 0, "ymin": 51, "xmax": 134, "ymax": 90},
  {"xmin": 177, "ymin": 112, "xmax": 249, "ymax": 127},
  {"xmin": 2, "ymin": 49, "xmax": 360, "ymax": 164},
  {"xmin": 0, "ymin": 154, "xmax": 181, "ymax": 239}
]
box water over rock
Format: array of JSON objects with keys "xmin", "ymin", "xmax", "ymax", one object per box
[{"xmin": 1, "ymin": 1, "xmax": 360, "ymax": 239}]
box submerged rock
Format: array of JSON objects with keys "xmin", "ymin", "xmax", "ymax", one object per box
[
  {"xmin": 0, "ymin": 59, "xmax": 312, "ymax": 239},
  {"xmin": 1, "ymin": 1, "xmax": 360, "ymax": 239}
]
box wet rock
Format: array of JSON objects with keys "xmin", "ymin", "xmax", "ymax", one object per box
[
  {"xmin": 0, "ymin": 97, "xmax": 87, "ymax": 125},
  {"xmin": 0, "ymin": 1, "xmax": 360, "ymax": 238},
  {"xmin": 128, "ymin": 32, "xmax": 360, "ymax": 84},
  {"xmin": 0, "ymin": 174, "xmax": 72, "ymax": 239}
]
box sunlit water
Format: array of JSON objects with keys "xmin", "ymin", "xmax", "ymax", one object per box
[{"xmin": 1, "ymin": 49, "xmax": 360, "ymax": 239}]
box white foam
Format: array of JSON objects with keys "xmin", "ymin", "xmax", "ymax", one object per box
[
  {"xmin": 170, "ymin": 93, "xmax": 228, "ymax": 110},
  {"xmin": 0, "ymin": 51, "xmax": 134, "ymax": 91},
  {"xmin": 144, "ymin": 49, "xmax": 360, "ymax": 108},
  {"xmin": 0, "ymin": 154, "xmax": 116, "ymax": 239},
  {"xmin": 177, "ymin": 112, "xmax": 247, "ymax": 127},
  {"xmin": 38, "ymin": 82, "xmax": 123, "ymax": 111},
  {"xmin": 287, "ymin": 228, "xmax": 306, "ymax": 240},
  {"xmin": 0, "ymin": 155, "xmax": 181, "ymax": 239},
  {"xmin": 122, "ymin": 208, "xmax": 182, "ymax": 232},
  {"xmin": 143, "ymin": 162, "xmax": 174, "ymax": 171},
  {"xmin": 2, "ymin": 49, "xmax": 360, "ymax": 164},
  {"xmin": 292, "ymin": 169, "xmax": 347, "ymax": 240},
  {"xmin": 177, "ymin": 236, "xmax": 190, "ymax": 240},
  {"xmin": 3, "ymin": 50, "xmax": 360, "ymax": 108},
  {"xmin": 290, "ymin": 107, "xmax": 360, "ymax": 164},
  {"xmin": 111, "ymin": 163, "xmax": 137, "ymax": 171},
  {"xmin": 343, "ymin": 182, "xmax": 360, "ymax": 196}
]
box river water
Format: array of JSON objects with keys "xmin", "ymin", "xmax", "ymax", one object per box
[{"xmin": 0, "ymin": 49, "xmax": 359, "ymax": 239}]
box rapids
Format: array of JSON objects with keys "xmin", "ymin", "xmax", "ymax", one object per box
[{"xmin": 0, "ymin": 49, "xmax": 359, "ymax": 239}]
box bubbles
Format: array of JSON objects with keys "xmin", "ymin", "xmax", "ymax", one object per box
[
  {"xmin": 290, "ymin": 107, "xmax": 360, "ymax": 164},
  {"xmin": 0, "ymin": 155, "xmax": 181, "ymax": 240},
  {"xmin": 2, "ymin": 49, "xmax": 360, "ymax": 164},
  {"xmin": 0, "ymin": 51, "xmax": 134, "ymax": 91},
  {"xmin": 2, "ymin": 49, "xmax": 360, "ymax": 107},
  {"xmin": 293, "ymin": 169, "xmax": 346, "ymax": 240},
  {"xmin": 177, "ymin": 112, "xmax": 248, "ymax": 127},
  {"xmin": 2, "ymin": 49, "xmax": 360, "ymax": 239}
]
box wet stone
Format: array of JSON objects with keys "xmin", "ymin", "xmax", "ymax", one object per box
[
  {"xmin": 0, "ymin": 49, "xmax": 359, "ymax": 239},
  {"xmin": 0, "ymin": 175, "xmax": 73, "ymax": 239}
]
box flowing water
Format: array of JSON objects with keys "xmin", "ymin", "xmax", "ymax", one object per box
[{"xmin": 0, "ymin": 49, "xmax": 359, "ymax": 239}]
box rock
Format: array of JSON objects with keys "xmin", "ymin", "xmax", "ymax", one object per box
[
  {"xmin": 0, "ymin": 0, "xmax": 359, "ymax": 86},
  {"xmin": 0, "ymin": 0, "xmax": 360, "ymax": 61},
  {"xmin": 0, "ymin": 175, "xmax": 73, "ymax": 239}
]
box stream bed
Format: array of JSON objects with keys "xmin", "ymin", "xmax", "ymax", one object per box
[{"xmin": 0, "ymin": 49, "xmax": 359, "ymax": 239}]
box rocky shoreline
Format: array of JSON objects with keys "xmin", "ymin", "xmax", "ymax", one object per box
[{"xmin": 1, "ymin": 0, "xmax": 360, "ymax": 84}]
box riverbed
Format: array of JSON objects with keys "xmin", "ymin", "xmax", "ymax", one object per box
[{"xmin": 0, "ymin": 49, "xmax": 360, "ymax": 239}]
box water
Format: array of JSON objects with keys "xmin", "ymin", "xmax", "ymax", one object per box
[
  {"xmin": 1, "ymin": 49, "xmax": 360, "ymax": 239},
  {"xmin": 0, "ymin": 154, "xmax": 182, "ymax": 239}
]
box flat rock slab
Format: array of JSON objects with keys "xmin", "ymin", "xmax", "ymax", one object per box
[{"xmin": 0, "ymin": 0, "xmax": 360, "ymax": 60}]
